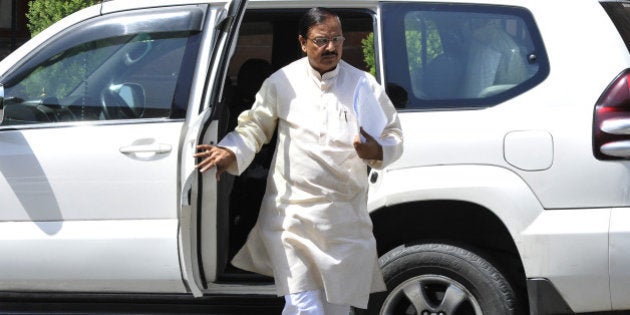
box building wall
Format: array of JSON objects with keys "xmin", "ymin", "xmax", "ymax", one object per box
[{"xmin": 0, "ymin": 0, "xmax": 30, "ymax": 60}]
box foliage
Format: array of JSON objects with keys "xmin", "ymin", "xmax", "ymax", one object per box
[
  {"xmin": 361, "ymin": 33, "xmax": 376, "ymax": 76},
  {"xmin": 26, "ymin": 0, "xmax": 99, "ymax": 37},
  {"xmin": 405, "ymin": 31, "xmax": 442, "ymax": 69},
  {"xmin": 17, "ymin": 0, "xmax": 101, "ymax": 99},
  {"xmin": 360, "ymin": 19, "xmax": 443, "ymax": 79}
]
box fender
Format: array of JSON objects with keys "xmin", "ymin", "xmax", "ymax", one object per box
[
  {"xmin": 368, "ymin": 164, "xmax": 611, "ymax": 312},
  {"xmin": 368, "ymin": 164, "xmax": 543, "ymax": 234}
]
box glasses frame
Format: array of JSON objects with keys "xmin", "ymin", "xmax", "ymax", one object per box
[{"xmin": 309, "ymin": 35, "xmax": 345, "ymax": 47}]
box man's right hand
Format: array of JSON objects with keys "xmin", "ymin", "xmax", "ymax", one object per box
[{"xmin": 194, "ymin": 144, "xmax": 236, "ymax": 181}]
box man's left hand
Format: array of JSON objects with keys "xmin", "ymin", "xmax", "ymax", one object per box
[{"xmin": 353, "ymin": 127, "xmax": 383, "ymax": 161}]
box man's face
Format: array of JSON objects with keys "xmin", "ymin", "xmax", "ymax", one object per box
[{"xmin": 299, "ymin": 16, "xmax": 344, "ymax": 74}]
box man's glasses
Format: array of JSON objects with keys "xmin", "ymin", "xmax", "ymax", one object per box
[{"xmin": 310, "ymin": 35, "xmax": 345, "ymax": 47}]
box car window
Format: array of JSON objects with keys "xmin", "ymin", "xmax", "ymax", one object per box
[
  {"xmin": 0, "ymin": 7, "xmax": 203, "ymax": 125},
  {"xmin": 381, "ymin": 3, "xmax": 549, "ymax": 109}
]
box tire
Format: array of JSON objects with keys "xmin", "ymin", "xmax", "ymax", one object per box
[{"xmin": 365, "ymin": 243, "xmax": 519, "ymax": 315}]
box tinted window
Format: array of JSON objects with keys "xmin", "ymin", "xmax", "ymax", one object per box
[
  {"xmin": 1, "ymin": 7, "xmax": 202, "ymax": 125},
  {"xmin": 381, "ymin": 3, "xmax": 549, "ymax": 109}
]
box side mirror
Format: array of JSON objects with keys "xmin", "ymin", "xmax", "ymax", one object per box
[
  {"xmin": 108, "ymin": 83, "xmax": 146, "ymax": 118},
  {"xmin": 0, "ymin": 85, "xmax": 4, "ymax": 125}
]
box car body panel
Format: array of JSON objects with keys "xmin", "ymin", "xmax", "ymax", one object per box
[
  {"xmin": 177, "ymin": 0, "xmax": 247, "ymax": 292},
  {"xmin": 521, "ymin": 209, "xmax": 611, "ymax": 312},
  {"xmin": 0, "ymin": 1, "xmax": 232, "ymax": 296},
  {"xmin": 0, "ymin": 121, "xmax": 186, "ymax": 292},
  {"xmin": 366, "ymin": 0, "xmax": 630, "ymax": 312},
  {"xmin": 610, "ymin": 208, "xmax": 630, "ymax": 309},
  {"xmin": 0, "ymin": 219, "xmax": 185, "ymax": 293}
]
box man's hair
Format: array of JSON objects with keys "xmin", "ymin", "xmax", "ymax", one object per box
[{"xmin": 298, "ymin": 7, "xmax": 340, "ymax": 38}]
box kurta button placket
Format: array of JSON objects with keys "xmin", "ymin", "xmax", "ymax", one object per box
[
  {"xmin": 320, "ymin": 74, "xmax": 336, "ymax": 145},
  {"xmin": 319, "ymin": 80, "xmax": 327, "ymax": 144},
  {"xmin": 318, "ymin": 72, "xmax": 335, "ymax": 145}
]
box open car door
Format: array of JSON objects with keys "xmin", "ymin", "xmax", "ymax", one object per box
[
  {"xmin": 178, "ymin": 0, "xmax": 247, "ymax": 296},
  {"xmin": 0, "ymin": 3, "xmax": 210, "ymax": 295}
]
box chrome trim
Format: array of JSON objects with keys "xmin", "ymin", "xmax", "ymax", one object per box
[
  {"xmin": 0, "ymin": 85, "xmax": 4, "ymax": 124},
  {"xmin": 601, "ymin": 140, "xmax": 630, "ymax": 157},
  {"xmin": 601, "ymin": 118, "xmax": 630, "ymax": 135},
  {"xmin": 0, "ymin": 117, "xmax": 184, "ymax": 132}
]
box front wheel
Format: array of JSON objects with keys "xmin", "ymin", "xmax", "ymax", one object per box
[{"xmin": 366, "ymin": 243, "xmax": 519, "ymax": 315}]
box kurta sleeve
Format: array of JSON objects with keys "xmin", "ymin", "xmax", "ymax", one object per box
[
  {"xmin": 218, "ymin": 78, "xmax": 278, "ymax": 175},
  {"xmin": 366, "ymin": 77, "xmax": 403, "ymax": 170}
]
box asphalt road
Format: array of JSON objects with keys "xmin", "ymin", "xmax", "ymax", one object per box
[{"xmin": 0, "ymin": 294, "xmax": 284, "ymax": 315}]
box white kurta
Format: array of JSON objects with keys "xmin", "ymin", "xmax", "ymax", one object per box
[{"xmin": 219, "ymin": 57, "xmax": 403, "ymax": 309}]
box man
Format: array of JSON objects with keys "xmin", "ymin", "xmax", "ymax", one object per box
[{"xmin": 195, "ymin": 7, "xmax": 403, "ymax": 314}]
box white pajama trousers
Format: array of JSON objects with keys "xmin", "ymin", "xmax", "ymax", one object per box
[{"xmin": 282, "ymin": 290, "xmax": 351, "ymax": 315}]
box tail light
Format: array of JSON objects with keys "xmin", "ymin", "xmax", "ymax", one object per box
[{"xmin": 594, "ymin": 69, "xmax": 630, "ymax": 160}]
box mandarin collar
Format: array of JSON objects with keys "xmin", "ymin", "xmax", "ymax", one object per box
[{"xmin": 305, "ymin": 58, "xmax": 340, "ymax": 81}]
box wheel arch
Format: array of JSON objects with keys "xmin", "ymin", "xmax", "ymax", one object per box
[
  {"xmin": 368, "ymin": 165, "xmax": 544, "ymax": 255},
  {"xmin": 373, "ymin": 200, "xmax": 525, "ymax": 282},
  {"xmin": 367, "ymin": 165, "xmax": 546, "ymax": 310}
]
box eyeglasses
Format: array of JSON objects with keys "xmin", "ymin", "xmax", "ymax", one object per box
[{"xmin": 310, "ymin": 35, "xmax": 345, "ymax": 47}]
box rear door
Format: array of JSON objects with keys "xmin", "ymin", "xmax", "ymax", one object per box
[{"xmin": 0, "ymin": 4, "xmax": 206, "ymax": 293}]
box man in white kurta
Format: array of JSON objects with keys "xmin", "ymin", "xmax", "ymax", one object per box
[{"xmin": 195, "ymin": 8, "xmax": 403, "ymax": 312}]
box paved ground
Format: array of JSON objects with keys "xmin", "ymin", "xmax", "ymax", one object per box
[{"xmin": 0, "ymin": 294, "xmax": 284, "ymax": 315}]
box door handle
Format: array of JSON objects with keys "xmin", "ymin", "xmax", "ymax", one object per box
[{"xmin": 119, "ymin": 144, "xmax": 172, "ymax": 154}]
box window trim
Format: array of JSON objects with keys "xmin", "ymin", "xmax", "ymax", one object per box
[{"xmin": 380, "ymin": 3, "xmax": 550, "ymax": 110}]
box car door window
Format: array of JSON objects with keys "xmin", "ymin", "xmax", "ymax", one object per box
[
  {"xmin": 381, "ymin": 3, "xmax": 549, "ymax": 109},
  {"xmin": 0, "ymin": 6, "xmax": 203, "ymax": 125}
]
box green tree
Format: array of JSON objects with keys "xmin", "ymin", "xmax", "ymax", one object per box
[
  {"xmin": 361, "ymin": 21, "xmax": 443, "ymax": 79},
  {"xmin": 361, "ymin": 32, "xmax": 376, "ymax": 76},
  {"xmin": 20, "ymin": 0, "xmax": 105, "ymax": 98},
  {"xmin": 26, "ymin": 0, "xmax": 99, "ymax": 37}
]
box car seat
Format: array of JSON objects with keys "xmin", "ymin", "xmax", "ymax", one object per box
[{"xmin": 463, "ymin": 19, "xmax": 528, "ymax": 98}]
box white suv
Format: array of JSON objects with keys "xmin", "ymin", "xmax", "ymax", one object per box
[{"xmin": 1, "ymin": 0, "xmax": 630, "ymax": 314}]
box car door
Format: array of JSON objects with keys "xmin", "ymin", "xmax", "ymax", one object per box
[
  {"xmin": 177, "ymin": 0, "xmax": 247, "ymax": 294},
  {"xmin": 0, "ymin": 4, "xmax": 207, "ymax": 294}
]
